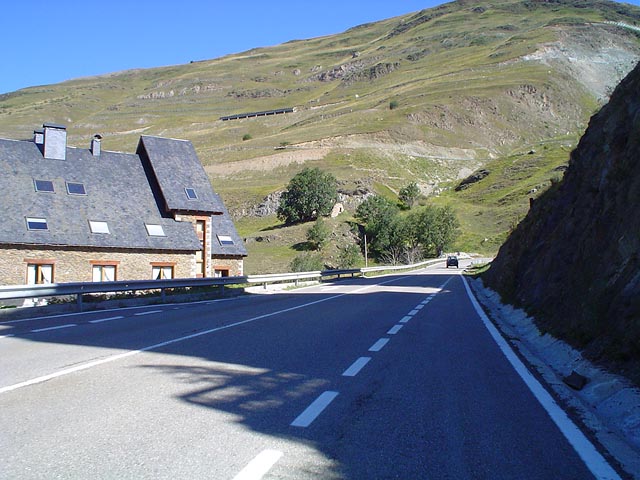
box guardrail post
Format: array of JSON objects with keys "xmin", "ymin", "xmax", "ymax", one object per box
[
  {"xmin": 161, "ymin": 288, "xmax": 166, "ymax": 302},
  {"xmin": 77, "ymin": 293, "xmax": 83, "ymax": 312}
]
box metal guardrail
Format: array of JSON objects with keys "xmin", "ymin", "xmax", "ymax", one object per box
[{"xmin": 0, "ymin": 258, "xmax": 446, "ymax": 310}]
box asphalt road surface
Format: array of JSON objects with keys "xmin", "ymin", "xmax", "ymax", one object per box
[{"xmin": 0, "ymin": 264, "xmax": 622, "ymax": 479}]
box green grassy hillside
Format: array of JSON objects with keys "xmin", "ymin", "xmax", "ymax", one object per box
[{"xmin": 1, "ymin": 0, "xmax": 639, "ymax": 272}]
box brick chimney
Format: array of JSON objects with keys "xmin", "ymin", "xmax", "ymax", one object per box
[{"xmin": 43, "ymin": 123, "xmax": 67, "ymax": 160}]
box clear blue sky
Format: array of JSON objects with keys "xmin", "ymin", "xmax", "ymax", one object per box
[{"xmin": 2, "ymin": 0, "xmax": 640, "ymax": 95}]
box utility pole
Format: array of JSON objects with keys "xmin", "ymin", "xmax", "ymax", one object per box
[{"xmin": 364, "ymin": 233, "xmax": 368, "ymax": 268}]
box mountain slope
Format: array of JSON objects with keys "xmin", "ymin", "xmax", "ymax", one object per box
[
  {"xmin": 483, "ymin": 59, "xmax": 640, "ymax": 384},
  {"xmin": 1, "ymin": 0, "xmax": 640, "ymax": 258}
]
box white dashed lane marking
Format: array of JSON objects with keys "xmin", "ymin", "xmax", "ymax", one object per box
[
  {"xmin": 342, "ymin": 357, "xmax": 371, "ymax": 377},
  {"xmin": 291, "ymin": 391, "xmax": 339, "ymax": 428},
  {"xmin": 368, "ymin": 338, "xmax": 390, "ymax": 352}
]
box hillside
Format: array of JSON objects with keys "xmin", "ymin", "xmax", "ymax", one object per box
[
  {"xmin": 1, "ymin": 0, "xmax": 640, "ymax": 270},
  {"xmin": 483, "ymin": 59, "xmax": 640, "ymax": 384}
]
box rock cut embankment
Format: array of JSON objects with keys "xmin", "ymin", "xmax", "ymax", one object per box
[{"xmin": 483, "ymin": 60, "xmax": 640, "ymax": 384}]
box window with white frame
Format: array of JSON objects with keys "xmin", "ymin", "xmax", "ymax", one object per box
[
  {"xmin": 92, "ymin": 264, "xmax": 116, "ymax": 282},
  {"xmin": 34, "ymin": 179, "xmax": 55, "ymax": 193},
  {"xmin": 217, "ymin": 234, "xmax": 234, "ymax": 245},
  {"xmin": 89, "ymin": 221, "xmax": 110, "ymax": 234},
  {"xmin": 26, "ymin": 217, "xmax": 48, "ymax": 231},
  {"xmin": 66, "ymin": 182, "xmax": 87, "ymax": 195},
  {"xmin": 152, "ymin": 265, "xmax": 174, "ymax": 280},
  {"xmin": 27, "ymin": 263, "xmax": 54, "ymax": 285},
  {"xmin": 145, "ymin": 224, "xmax": 165, "ymax": 236}
]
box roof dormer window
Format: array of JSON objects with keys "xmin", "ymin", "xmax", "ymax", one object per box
[
  {"xmin": 89, "ymin": 221, "xmax": 110, "ymax": 234},
  {"xmin": 145, "ymin": 224, "xmax": 165, "ymax": 236},
  {"xmin": 217, "ymin": 234, "xmax": 234, "ymax": 245},
  {"xmin": 34, "ymin": 179, "xmax": 54, "ymax": 193},
  {"xmin": 26, "ymin": 217, "xmax": 48, "ymax": 231},
  {"xmin": 66, "ymin": 182, "xmax": 86, "ymax": 195},
  {"xmin": 185, "ymin": 188, "xmax": 198, "ymax": 200}
]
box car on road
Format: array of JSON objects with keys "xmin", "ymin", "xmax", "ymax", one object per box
[{"xmin": 446, "ymin": 255, "xmax": 459, "ymax": 268}]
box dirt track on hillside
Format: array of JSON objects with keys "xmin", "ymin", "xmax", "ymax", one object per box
[{"xmin": 204, "ymin": 147, "xmax": 331, "ymax": 177}]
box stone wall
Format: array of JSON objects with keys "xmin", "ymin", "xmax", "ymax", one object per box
[
  {"xmin": 0, "ymin": 245, "xmax": 196, "ymax": 285},
  {"xmin": 211, "ymin": 256, "xmax": 244, "ymax": 277}
]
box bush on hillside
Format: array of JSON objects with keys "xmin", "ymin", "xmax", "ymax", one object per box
[
  {"xmin": 306, "ymin": 218, "xmax": 330, "ymax": 251},
  {"xmin": 290, "ymin": 253, "xmax": 325, "ymax": 272}
]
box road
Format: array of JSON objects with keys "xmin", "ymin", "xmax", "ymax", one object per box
[{"xmin": 0, "ymin": 264, "xmax": 621, "ymax": 479}]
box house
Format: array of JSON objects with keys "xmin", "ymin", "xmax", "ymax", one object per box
[{"xmin": 0, "ymin": 123, "xmax": 246, "ymax": 286}]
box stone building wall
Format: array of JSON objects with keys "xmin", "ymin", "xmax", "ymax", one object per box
[
  {"xmin": 211, "ymin": 257, "xmax": 244, "ymax": 277},
  {"xmin": 0, "ymin": 245, "xmax": 195, "ymax": 285}
]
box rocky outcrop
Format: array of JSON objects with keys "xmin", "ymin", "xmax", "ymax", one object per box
[
  {"xmin": 484, "ymin": 60, "xmax": 640, "ymax": 384},
  {"xmin": 455, "ymin": 168, "xmax": 490, "ymax": 191}
]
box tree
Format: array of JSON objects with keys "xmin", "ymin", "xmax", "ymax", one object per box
[
  {"xmin": 277, "ymin": 168, "xmax": 338, "ymax": 224},
  {"xmin": 306, "ymin": 218, "xmax": 330, "ymax": 251},
  {"xmin": 399, "ymin": 182, "xmax": 420, "ymax": 209},
  {"xmin": 355, "ymin": 196, "xmax": 402, "ymax": 257},
  {"xmin": 409, "ymin": 205, "xmax": 460, "ymax": 256},
  {"xmin": 355, "ymin": 195, "xmax": 398, "ymax": 225}
]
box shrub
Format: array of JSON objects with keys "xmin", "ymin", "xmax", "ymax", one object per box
[
  {"xmin": 242, "ymin": 133, "xmax": 252, "ymax": 141},
  {"xmin": 399, "ymin": 182, "xmax": 420, "ymax": 209},
  {"xmin": 290, "ymin": 253, "xmax": 324, "ymax": 272},
  {"xmin": 306, "ymin": 218, "xmax": 330, "ymax": 250},
  {"xmin": 337, "ymin": 243, "xmax": 362, "ymax": 268}
]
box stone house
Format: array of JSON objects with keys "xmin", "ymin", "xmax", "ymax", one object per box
[{"xmin": 0, "ymin": 123, "xmax": 246, "ymax": 286}]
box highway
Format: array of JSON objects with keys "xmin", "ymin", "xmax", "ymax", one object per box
[{"xmin": 0, "ymin": 264, "xmax": 621, "ymax": 479}]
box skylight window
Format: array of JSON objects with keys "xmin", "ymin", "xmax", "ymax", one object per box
[
  {"xmin": 217, "ymin": 234, "xmax": 234, "ymax": 245},
  {"xmin": 89, "ymin": 221, "xmax": 110, "ymax": 234},
  {"xmin": 26, "ymin": 217, "xmax": 48, "ymax": 231},
  {"xmin": 34, "ymin": 179, "xmax": 54, "ymax": 193},
  {"xmin": 145, "ymin": 224, "xmax": 165, "ymax": 236},
  {"xmin": 185, "ymin": 188, "xmax": 198, "ymax": 200},
  {"xmin": 66, "ymin": 182, "xmax": 86, "ymax": 195}
]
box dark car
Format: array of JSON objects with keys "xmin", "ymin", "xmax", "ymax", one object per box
[{"xmin": 446, "ymin": 255, "xmax": 459, "ymax": 268}]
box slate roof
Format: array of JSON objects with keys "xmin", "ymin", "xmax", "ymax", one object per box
[
  {"xmin": 210, "ymin": 196, "xmax": 248, "ymax": 257},
  {"xmin": 138, "ymin": 136, "xmax": 225, "ymax": 214},
  {"xmin": 0, "ymin": 136, "xmax": 203, "ymax": 251}
]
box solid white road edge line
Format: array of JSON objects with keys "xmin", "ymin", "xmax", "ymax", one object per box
[
  {"xmin": 31, "ymin": 324, "xmax": 76, "ymax": 333},
  {"xmin": 232, "ymin": 449, "xmax": 283, "ymax": 480},
  {"xmin": 291, "ymin": 391, "xmax": 339, "ymax": 427},
  {"xmin": 342, "ymin": 357, "xmax": 371, "ymax": 377},
  {"xmin": 460, "ymin": 275, "xmax": 621, "ymax": 480}
]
